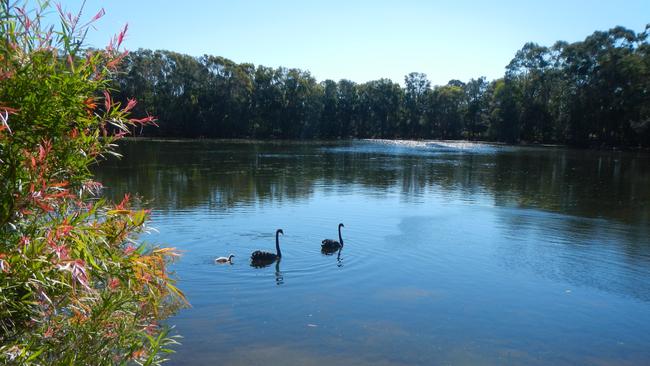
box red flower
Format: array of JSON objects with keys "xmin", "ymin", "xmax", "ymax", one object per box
[
  {"xmin": 105, "ymin": 50, "xmax": 128, "ymax": 70},
  {"xmin": 143, "ymin": 322, "xmax": 158, "ymax": 335},
  {"xmin": 123, "ymin": 245, "xmax": 136, "ymax": 255},
  {"xmin": 123, "ymin": 98, "xmax": 137, "ymax": 112},
  {"xmin": 19, "ymin": 236, "xmax": 30, "ymax": 248},
  {"xmin": 115, "ymin": 193, "xmax": 130, "ymax": 210},
  {"xmin": 108, "ymin": 277, "xmax": 120, "ymax": 290},
  {"xmin": 0, "ymin": 70, "xmax": 15, "ymax": 80},
  {"xmin": 52, "ymin": 243, "xmax": 69, "ymax": 261},
  {"xmin": 117, "ymin": 23, "xmax": 128, "ymax": 48},
  {"xmin": 38, "ymin": 140, "xmax": 52, "ymax": 161},
  {"xmin": 103, "ymin": 90, "xmax": 112, "ymax": 112},
  {"xmin": 83, "ymin": 97, "xmax": 97, "ymax": 112},
  {"xmin": 58, "ymin": 259, "xmax": 91, "ymax": 291},
  {"xmin": 129, "ymin": 114, "xmax": 158, "ymax": 127},
  {"xmin": 56, "ymin": 223, "xmax": 73, "ymax": 238},
  {"xmin": 130, "ymin": 348, "xmax": 146, "ymax": 360},
  {"xmin": 90, "ymin": 8, "xmax": 105, "ymax": 22},
  {"xmin": 114, "ymin": 130, "xmax": 129, "ymax": 139}
]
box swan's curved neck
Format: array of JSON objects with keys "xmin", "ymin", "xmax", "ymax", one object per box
[
  {"xmin": 276, "ymin": 232, "xmax": 282, "ymax": 258},
  {"xmin": 338, "ymin": 225, "xmax": 344, "ymax": 246}
]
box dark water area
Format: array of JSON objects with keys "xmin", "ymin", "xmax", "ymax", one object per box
[{"xmin": 95, "ymin": 139, "xmax": 650, "ymax": 365}]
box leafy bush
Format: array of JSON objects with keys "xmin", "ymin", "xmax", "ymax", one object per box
[{"xmin": 0, "ymin": 2, "xmax": 186, "ymax": 364}]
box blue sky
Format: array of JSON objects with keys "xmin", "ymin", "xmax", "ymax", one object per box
[{"xmin": 56, "ymin": 0, "xmax": 649, "ymax": 85}]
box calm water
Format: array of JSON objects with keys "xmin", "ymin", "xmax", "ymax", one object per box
[{"xmin": 96, "ymin": 140, "xmax": 650, "ymax": 366}]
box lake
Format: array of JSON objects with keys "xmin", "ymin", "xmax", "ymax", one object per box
[{"xmin": 95, "ymin": 139, "xmax": 650, "ymax": 365}]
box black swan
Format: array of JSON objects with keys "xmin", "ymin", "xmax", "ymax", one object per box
[
  {"xmin": 321, "ymin": 223, "xmax": 344, "ymax": 254},
  {"xmin": 215, "ymin": 254, "xmax": 235, "ymax": 264},
  {"xmin": 251, "ymin": 229, "xmax": 283, "ymax": 267}
]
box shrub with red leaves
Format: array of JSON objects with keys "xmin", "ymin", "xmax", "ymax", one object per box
[{"xmin": 0, "ymin": 2, "xmax": 187, "ymax": 364}]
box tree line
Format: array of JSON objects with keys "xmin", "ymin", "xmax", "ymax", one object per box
[{"xmin": 114, "ymin": 25, "xmax": 650, "ymax": 147}]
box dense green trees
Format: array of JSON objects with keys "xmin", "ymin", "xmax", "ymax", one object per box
[{"xmin": 114, "ymin": 25, "xmax": 650, "ymax": 147}]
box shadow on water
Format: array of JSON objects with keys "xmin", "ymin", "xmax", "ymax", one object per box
[
  {"xmin": 249, "ymin": 257, "xmax": 284, "ymax": 285},
  {"xmin": 96, "ymin": 139, "xmax": 650, "ymax": 228},
  {"xmin": 320, "ymin": 246, "xmax": 344, "ymax": 268}
]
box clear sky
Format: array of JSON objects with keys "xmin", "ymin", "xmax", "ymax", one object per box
[{"xmin": 55, "ymin": 0, "xmax": 649, "ymax": 85}]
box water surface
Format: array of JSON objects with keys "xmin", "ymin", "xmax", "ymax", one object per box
[{"xmin": 96, "ymin": 140, "xmax": 650, "ymax": 365}]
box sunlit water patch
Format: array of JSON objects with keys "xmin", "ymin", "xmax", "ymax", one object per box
[{"xmin": 322, "ymin": 139, "xmax": 502, "ymax": 155}]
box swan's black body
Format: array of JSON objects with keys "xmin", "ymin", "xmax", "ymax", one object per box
[
  {"xmin": 251, "ymin": 229, "xmax": 283, "ymax": 267},
  {"xmin": 321, "ymin": 223, "xmax": 344, "ymax": 254}
]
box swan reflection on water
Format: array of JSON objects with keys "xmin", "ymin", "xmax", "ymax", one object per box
[
  {"xmin": 336, "ymin": 247, "xmax": 343, "ymax": 268},
  {"xmin": 322, "ymin": 245, "xmax": 345, "ymax": 267},
  {"xmin": 249, "ymin": 259, "xmax": 284, "ymax": 285},
  {"xmin": 274, "ymin": 260, "xmax": 283, "ymax": 285}
]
